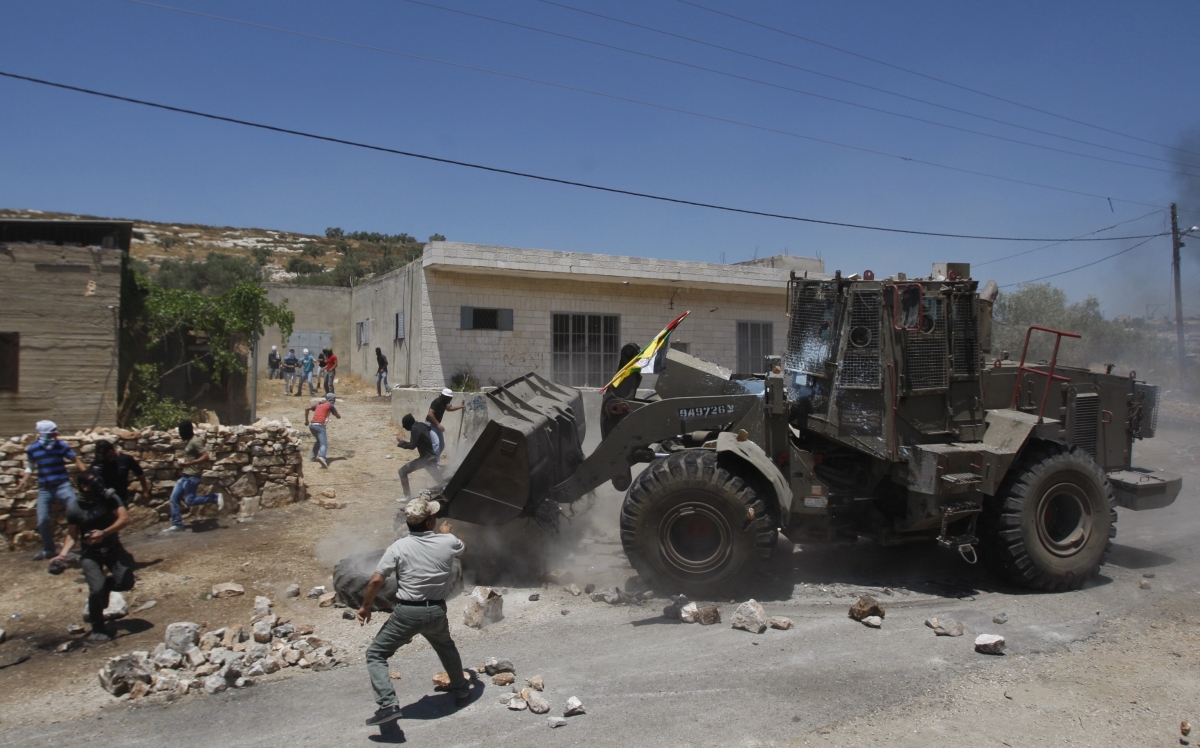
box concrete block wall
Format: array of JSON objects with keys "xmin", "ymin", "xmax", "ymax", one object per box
[
  {"xmin": 417, "ymin": 270, "xmax": 787, "ymax": 387},
  {"xmin": 260, "ymin": 285, "xmax": 353, "ymax": 376}
]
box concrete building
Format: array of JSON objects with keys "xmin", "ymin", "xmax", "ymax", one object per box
[
  {"xmin": 0, "ymin": 220, "xmax": 131, "ymax": 434},
  {"xmin": 262, "ymin": 242, "xmax": 824, "ymax": 390}
]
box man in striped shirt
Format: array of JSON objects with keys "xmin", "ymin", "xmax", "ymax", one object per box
[{"xmin": 16, "ymin": 420, "xmax": 87, "ymax": 560}]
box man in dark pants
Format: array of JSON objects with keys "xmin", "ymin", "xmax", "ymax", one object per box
[
  {"xmin": 53, "ymin": 471, "xmax": 134, "ymax": 642},
  {"xmin": 357, "ymin": 497, "xmax": 469, "ymax": 726},
  {"xmin": 267, "ymin": 345, "xmax": 281, "ymax": 380},
  {"xmin": 396, "ymin": 414, "xmax": 443, "ymax": 497},
  {"xmin": 425, "ymin": 388, "xmax": 462, "ymax": 459}
]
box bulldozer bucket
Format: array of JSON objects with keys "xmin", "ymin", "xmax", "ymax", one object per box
[{"xmin": 442, "ymin": 373, "xmax": 586, "ymax": 525}]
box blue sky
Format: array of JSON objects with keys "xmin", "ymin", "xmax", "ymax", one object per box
[{"xmin": 3, "ymin": 0, "xmax": 1200, "ymax": 316}]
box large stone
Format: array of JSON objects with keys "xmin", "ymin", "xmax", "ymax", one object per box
[
  {"xmin": 153, "ymin": 670, "xmax": 180, "ymax": 693},
  {"xmin": 432, "ymin": 671, "xmax": 471, "ymax": 689},
  {"xmin": 974, "ymin": 634, "xmax": 1006, "ymax": 654},
  {"xmin": 306, "ymin": 586, "xmax": 326, "ymax": 599},
  {"xmin": 198, "ymin": 631, "xmax": 221, "ymax": 651},
  {"xmin": 318, "ymin": 592, "xmax": 337, "ymax": 608},
  {"xmin": 202, "ymin": 674, "xmax": 228, "ymax": 694},
  {"xmin": 925, "ymin": 617, "xmax": 965, "ymax": 637},
  {"xmin": 284, "ymin": 583, "xmax": 300, "ymax": 598},
  {"xmin": 525, "ymin": 675, "xmax": 545, "ymax": 691},
  {"xmin": 226, "ymin": 473, "xmax": 257, "ymax": 502},
  {"xmin": 252, "ymin": 620, "xmax": 273, "ymax": 643},
  {"xmin": 463, "ymin": 587, "xmax": 504, "ymax": 629},
  {"xmin": 164, "ymin": 622, "xmax": 200, "ymax": 653},
  {"xmin": 547, "ymin": 716, "xmax": 567, "ymax": 728},
  {"xmin": 184, "ymin": 647, "xmax": 207, "ymax": 667},
  {"xmin": 523, "ymin": 688, "xmax": 550, "ymax": 714},
  {"xmin": 484, "ymin": 658, "xmax": 515, "ymax": 676},
  {"xmin": 679, "ymin": 602, "xmax": 699, "ymax": 623},
  {"xmin": 212, "ymin": 582, "xmax": 245, "ymax": 599},
  {"xmin": 154, "ymin": 648, "xmax": 183, "ymax": 669},
  {"xmin": 98, "ymin": 654, "xmax": 153, "ymax": 695},
  {"xmin": 259, "ymin": 483, "xmax": 295, "ymax": 508},
  {"xmin": 590, "ymin": 587, "xmax": 621, "ymax": 604},
  {"xmin": 492, "ymin": 672, "xmax": 515, "ymax": 686},
  {"xmin": 730, "ymin": 600, "xmax": 768, "ymax": 634},
  {"xmin": 81, "ymin": 592, "xmax": 127, "ymax": 623},
  {"xmin": 861, "ymin": 615, "xmax": 883, "ymax": 628},
  {"xmin": 848, "ymin": 595, "xmax": 885, "ymax": 621},
  {"xmin": 695, "ymin": 606, "xmax": 721, "ymax": 625},
  {"xmin": 221, "ymin": 625, "xmax": 245, "ymax": 648},
  {"xmin": 769, "ymin": 616, "xmax": 794, "ymax": 630},
  {"xmin": 564, "ymin": 696, "xmax": 586, "ymax": 716},
  {"xmin": 253, "ymin": 596, "xmax": 273, "ymax": 616}
]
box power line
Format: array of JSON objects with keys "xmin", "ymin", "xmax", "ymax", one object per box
[
  {"xmin": 0, "ymin": 70, "xmax": 1170, "ymax": 242},
  {"xmin": 676, "ymin": 0, "xmax": 1200, "ymax": 161},
  {"xmin": 1000, "ymin": 234, "xmax": 1161, "ymax": 287},
  {"xmin": 114, "ymin": 1, "xmax": 1166, "ymax": 209},
  {"xmin": 533, "ymin": 0, "xmax": 1200, "ymax": 174},
  {"xmin": 975, "ymin": 209, "xmax": 1162, "ymax": 268},
  {"xmin": 388, "ymin": 0, "xmax": 1196, "ymax": 179}
]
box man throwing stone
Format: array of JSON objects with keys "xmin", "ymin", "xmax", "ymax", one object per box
[
  {"xmin": 357, "ymin": 497, "xmax": 470, "ymax": 726},
  {"xmin": 397, "ymin": 413, "xmax": 443, "ymax": 497}
]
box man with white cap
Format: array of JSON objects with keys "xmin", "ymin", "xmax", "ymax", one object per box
[
  {"xmin": 266, "ymin": 345, "xmax": 281, "ymax": 380},
  {"xmin": 425, "ymin": 388, "xmax": 463, "ymax": 459},
  {"xmin": 357, "ymin": 497, "xmax": 471, "ymax": 726},
  {"xmin": 16, "ymin": 420, "xmax": 87, "ymax": 560}
]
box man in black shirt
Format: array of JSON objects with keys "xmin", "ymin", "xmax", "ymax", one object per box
[
  {"xmin": 426, "ymin": 388, "xmax": 462, "ymax": 459},
  {"xmin": 53, "ymin": 471, "xmax": 135, "ymax": 642},
  {"xmin": 267, "ymin": 345, "xmax": 281, "ymax": 379},
  {"xmin": 91, "ymin": 440, "xmax": 149, "ymax": 505},
  {"xmin": 397, "ymin": 413, "xmax": 444, "ymax": 497}
]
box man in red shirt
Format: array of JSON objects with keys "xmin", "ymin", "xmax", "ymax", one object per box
[
  {"xmin": 305, "ymin": 393, "xmax": 341, "ymax": 468},
  {"xmin": 322, "ymin": 348, "xmax": 338, "ymax": 395}
]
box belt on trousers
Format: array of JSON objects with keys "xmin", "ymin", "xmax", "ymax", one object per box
[{"xmin": 395, "ymin": 598, "xmax": 445, "ymax": 607}]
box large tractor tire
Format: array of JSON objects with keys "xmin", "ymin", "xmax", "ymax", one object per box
[
  {"xmin": 979, "ymin": 444, "xmax": 1117, "ymax": 591},
  {"xmin": 620, "ymin": 450, "xmax": 774, "ymax": 593}
]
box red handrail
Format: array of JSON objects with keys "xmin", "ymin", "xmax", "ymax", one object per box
[{"xmin": 1009, "ymin": 325, "xmax": 1081, "ymax": 422}]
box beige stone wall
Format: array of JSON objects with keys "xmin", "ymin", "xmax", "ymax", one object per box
[
  {"xmin": 418, "ymin": 270, "xmax": 787, "ymax": 387},
  {"xmin": 0, "ymin": 423, "xmax": 306, "ymax": 551},
  {"xmin": 346, "ymin": 261, "xmax": 424, "ymax": 387},
  {"xmin": 0, "ymin": 243, "xmax": 122, "ymax": 434}
]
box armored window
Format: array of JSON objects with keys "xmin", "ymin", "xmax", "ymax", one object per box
[
  {"xmin": 551, "ymin": 313, "xmax": 619, "ymax": 387},
  {"xmin": 394, "ymin": 311, "xmax": 405, "ymax": 340},
  {"xmin": 736, "ymin": 322, "xmax": 773, "ymax": 379},
  {"xmin": 0, "ymin": 333, "xmax": 16, "ymax": 391}
]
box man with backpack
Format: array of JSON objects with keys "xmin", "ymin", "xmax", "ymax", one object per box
[{"xmin": 396, "ymin": 413, "xmax": 444, "ymax": 497}]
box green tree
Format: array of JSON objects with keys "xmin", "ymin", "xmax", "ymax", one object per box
[
  {"xmin": 286, "ymin": 257, "xmax": 323, "ymax": 275},
  {"xmin": 429, "ymin": 233, "xmax": 446, "ymax": 242},
  {"xmin": 993, "ymin": 283, "xmax": 1170, "ymax": 373},
  {"xmin": 251, "ymin": 246, "xmax": 274, "ymax": 266},
  {"xmin": 301, "ymin": 244, "xmax": 327, "ymax": 258},
  {"xmin": 155, "ymin": 251, "xmax": 259, "ymax": 295}
]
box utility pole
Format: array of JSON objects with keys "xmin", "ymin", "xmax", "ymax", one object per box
[{"xmin": 1171, "ymin": 203, "xmax": 1186, "ymax": 389}]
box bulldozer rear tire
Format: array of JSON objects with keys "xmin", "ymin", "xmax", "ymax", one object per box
[
  {"xmin": 620, "ymin": 450, "xmax": 773, "ymax": 593},
  {"xmin": 979, "ymin": 444, "xmax": 1116, "ymax": 591}
]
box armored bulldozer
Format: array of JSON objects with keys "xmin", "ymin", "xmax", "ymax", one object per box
[{"xmin": 442, "ymin": 263, "xmax": 1181, "ymax": 593}]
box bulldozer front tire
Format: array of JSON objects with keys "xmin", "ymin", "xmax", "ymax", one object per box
[
  {"xmin": 620, "ymin": 450, "xmax": 773, "ymax": 593},
  {"xmin": 979, "ymin": 444, "xmax": 1116, "ymax": 591}
]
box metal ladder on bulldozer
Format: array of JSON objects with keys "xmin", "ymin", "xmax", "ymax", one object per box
[{"xmin": 1010, "ymin": 325, "xmax": 1082, "ymax": 423}]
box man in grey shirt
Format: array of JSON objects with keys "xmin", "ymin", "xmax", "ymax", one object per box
[{"xmin": 357, "ymin": 496, "xmax": 471, "ymax": 726}]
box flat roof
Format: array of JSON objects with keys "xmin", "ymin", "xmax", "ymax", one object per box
[
  {"xmin": 422, "ymin": 242, "xmax": 827, "ymax": 291},
  {"xmin": 0, "ymin": 219, "xmax": 133, "ymax": 250}
]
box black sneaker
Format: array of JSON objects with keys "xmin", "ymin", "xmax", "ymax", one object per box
[
  {"xmin": 365, "ymin": 705, "xmax": 402, "ymax": 726},
  {"xmin": 455, "ymin": 693, "xmax": 472, "ymax": 708}
]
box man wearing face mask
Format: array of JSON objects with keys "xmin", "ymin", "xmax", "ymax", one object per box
[
  {"xmin": 16, "ymin": 420, "xmax": 87, "ymax": 561},
  {"xmin": 53, "ymin": 470, "xmax": 134, "ymax": 642}
]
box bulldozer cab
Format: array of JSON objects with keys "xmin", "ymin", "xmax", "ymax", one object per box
[{"xmin": 784, "ymin": 266, "xmax": 989, "ymax": 461}]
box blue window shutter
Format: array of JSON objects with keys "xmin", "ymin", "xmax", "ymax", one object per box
[
  {"xmin": 498, "ymin": 308, "xmax": 513, "ymax": 331},
  {"xmin": 460, "ymin": 306, "xmax": 473, "ymax": 329}
]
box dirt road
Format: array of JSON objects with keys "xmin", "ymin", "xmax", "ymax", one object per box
[{"xmin": 0, "ymin": 384, "xmax": 1195, "ymax": 746}]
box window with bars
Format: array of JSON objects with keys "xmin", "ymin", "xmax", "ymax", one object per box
[
  {"xmin": 551, "ymin": 313, "xmax": 620, "ymax": 387},
  {"xmin": 736, "ymin": 321, "xmax": 773, "ymax": 378},
  {"xmin": 355, "ymin": 319, "xmax": 370, "ymax": 347}
]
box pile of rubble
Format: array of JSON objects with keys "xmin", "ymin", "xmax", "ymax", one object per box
[
  {"xmin": 849, "ymin": 594, "xmax": 1008, "ymax": 654},
  {"xmin": 464, "ymin": 658, "xmax": 585, "ymax": 728},
  {"xmin": 96, "ymin": 595, "xmax": 343, "ymax": 700},
  {"xmin": 0, "ymin": 422, "xmax": 306, "ymax": 550}
]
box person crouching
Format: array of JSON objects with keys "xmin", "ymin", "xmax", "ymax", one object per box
[{"xmin": 53, "ymin": 471, "xmax": 134, "ymax": 642}]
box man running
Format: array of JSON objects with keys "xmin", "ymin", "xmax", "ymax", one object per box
[
  {"xmin": 305, "ymin": 392, "xmax": 340, "ymax": 468},
  {"xmin": 357, "ymin": 497, "xmax": 471, "ymax": 726},
  {"xmin": 397, "ymin": 414, "xmax": 443, "ymax": 497},
  {"xmin": 375, "ymin": 347, "xmax": 389, "ymax": 397},
  {"xmin": 53, "ymin": 470, "xmax": 134, "ymax": 642},
  {"xmin": 16, "ymin": 420, "xmax": 87, "ymax": 560},
  {"xmin": 91, "ymin": 440, "xmax": 150, "ymax": 506},
  {"xmin": 162, "ymin": 421, "xmax": 223, "ymax": 533}
]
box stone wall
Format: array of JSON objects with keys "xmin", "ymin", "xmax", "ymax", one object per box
[{"xmin": 0, "ymin": 422, "xmax": 307, "ymax": 551}]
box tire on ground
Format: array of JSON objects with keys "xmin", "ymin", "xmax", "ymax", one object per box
[
  {"xmin": 979, "ymin": 443, "xmax": 1117, "ymax": 591},
  {"xmin": 620, "ymin": 450, "xmax": 773, "ymax": 593}
]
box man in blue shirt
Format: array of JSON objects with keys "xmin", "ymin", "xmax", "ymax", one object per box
[
  {"xmin": 16, "ymin": 420, "xmax": 87, "ymax": 560},
  {"xmin": 296, "ymin": 348, "xmax": 317, "ymax": 397}
]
